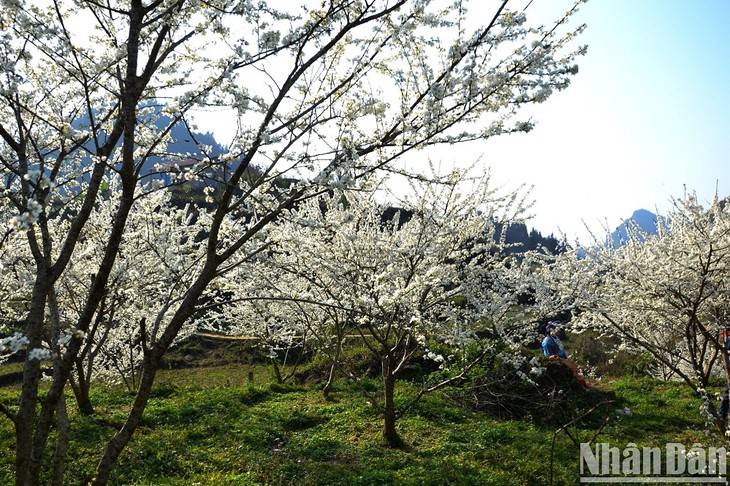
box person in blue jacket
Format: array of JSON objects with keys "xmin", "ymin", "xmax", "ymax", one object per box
[
  {"xmin": 542, "ymin": 321, "xmax": 568, "ymax": 359},
  {"xmin": 541, "ymin": 320, "xmax": 586, "ymax": 387}
]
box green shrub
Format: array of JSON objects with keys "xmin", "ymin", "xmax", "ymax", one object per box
[{"xmin": 569, "ymin": 330, "xmax": 656, "ymax": 378}]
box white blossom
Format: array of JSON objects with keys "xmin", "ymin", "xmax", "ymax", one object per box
[{"xmin": 28, "ymin": 348, "xmax": 52, "ymax": 361}]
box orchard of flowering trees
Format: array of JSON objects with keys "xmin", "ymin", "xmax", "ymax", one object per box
[
  {"xmin": 540, "ymin": 193, "xmax": 730, "ymax": 434},
  {"xmin": 2, "ymin": 0, "xmax": 729, "ymax": 482},
  {"xmin": 0, "ymin": 0, "xmax": 589, "ymax": 483},
  {"xmin": 204, "ymin": 171, "xmax": 541, "ymax": 444}
]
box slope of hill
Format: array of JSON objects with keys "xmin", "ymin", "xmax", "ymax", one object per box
[{"xmin": 609, "ymin": 208, "xmax": 660, "ymax": 247}]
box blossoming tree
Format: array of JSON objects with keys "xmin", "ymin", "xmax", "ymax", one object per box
[
  {"xmin": 59, "ymin": 184, "xmax": 206, "ymax": 406},
  {"xmin": 545, "ymin": 194, "xmax": 730, "ymax": 433},
  {"xmin": 223, "ymin": 172, "xmax": 535, "ymax": 445},
  {"xmin": 0, "ymin": 0, "xmax": 586, "ymax": 483},
  {"xmin": 200, "ymin": 266, "xmax": 315, "ymax": 385}
]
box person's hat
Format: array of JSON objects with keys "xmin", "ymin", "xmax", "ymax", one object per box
[{"xmin": 545, "ymin": 320, "xmax": 561, "ymax": 334}]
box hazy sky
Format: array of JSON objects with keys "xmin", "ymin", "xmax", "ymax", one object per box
[
  {"xmin": 192, "ymin": 0, "xmax": 729, "ymax": 243},
  {"xmin": 475, "ymin": 0, "xmax": 730, "ymax": 242}
]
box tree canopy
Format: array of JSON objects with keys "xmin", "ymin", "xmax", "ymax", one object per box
[{"xmin": 0, "ymin": 1, "xmax": 586, "ymax": 483}]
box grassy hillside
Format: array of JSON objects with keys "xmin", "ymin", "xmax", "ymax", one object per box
[{"xmin": 0, "ymin": 361, "xmax": 720, "ymax": 485}]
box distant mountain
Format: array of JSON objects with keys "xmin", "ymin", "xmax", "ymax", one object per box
[
  {"xmin": 139, "ymin": 111, "xmax": 227, "ymax": 175},
  {"xmin": 72, "ymin": 101, "xmax": 228, "ymax": 176},
  {"xmin": 609, "ymin": 209, "xmax": 661, "ymax": 247},
  {"xmin": 495, "ymin": 221, "xmax": 564, "ymax": 255}
]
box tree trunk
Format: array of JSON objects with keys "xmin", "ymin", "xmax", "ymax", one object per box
[
  {"xmin": 50, "ymin": 288, "xmax": 71, "ymax": 486},
  {"xmin": 15, "ymin": 358, "xmax": 42, "ymax": 486},
  {"xmin": 322, "ymin": 329, "xmax": 343, "ymax": 400},
  {"xmin": 15, "ymin": 279, "xmax": 51, "ymax": 486},
  {"xmin": 383, "ymin": 374, "xmax": 399, "ymax": 446},
  {"xmin": 271, "ymin": 359, "xmax": 283, "ymax": 385},
  {"xmin": 92, "ymin": 263, "xmax": 219, "ymax": 485},
  {"xmin": 323, "ymin": 362, "xmax": 336, "ymax": 400},
  {"xmin": 25, "ymin": 284, "xmax": 78, "ymax": 486},
  {"xmin": 51, "ymin": 395, "xmax": 70, "ymax": 486},
  {"xmin": 323, "ymin": 337, "xmax": 341, "ymax": 400},
  {"xmin": 719, "ymin": 332, "xmax": 730, "ymax": 436},
  {"xmin": 92, "ymin": 356, "xmax": 159, "ymax": 485},
  {"xmin": 381, "ymin": 356, "xmax": 400, "ymax": 446},
  {"xmin": 70, "ymin": 360, "xmax": 95, "ymax": 416}
]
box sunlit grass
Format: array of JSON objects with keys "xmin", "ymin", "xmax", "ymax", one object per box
[{"xmin": 0, "ymin": 363, "xmax": 721, "ymax": 485}]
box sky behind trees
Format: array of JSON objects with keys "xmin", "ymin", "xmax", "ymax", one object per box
[
  {"xmin": 190, "ymin": 0, "xmax": 730, "ymax": 243},
  {"xmin": 476, "ymin": 0, "xmax": 730, "ymax": 242}
]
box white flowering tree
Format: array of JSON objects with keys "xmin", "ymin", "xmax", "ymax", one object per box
[
  {"xmin": 0, "ymin": 0, "xmax": 586, "ymax": 483},
  {"xmin": 200, "ymin": 267, "xmax": 314, "ymax": 385},
  {"xmin": 250, "ymin": 172, "xmax": 534, "ymax": 445},
  {"xmin": 545, "ymin": 194, "xmax": 730, "ymax": 433},
  {"xmin": 58, "ymin": 184, "xmax": 206, "ymax": 408},
  {"xmin": 0, "ymin": 208, "xmax": 36, "ymax": 362},
  {"xmin": 0, "ymin": 181, "xmax": 205, "ymax": 424}
]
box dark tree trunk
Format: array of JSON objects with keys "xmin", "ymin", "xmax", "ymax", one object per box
[
  {"xmin": 15, "ymin": 279, "xmax": 51, "ymax": 486},
  {"xmin": 381, "ymin": 356, "xmax": 400, "ymax": 446},
  {"xmin": 323, "ymin": 336, "xmax": 342, "ymax": 400},
  {"xmin": 272, "ymin": 359, "xmax": 283, "ymax": 385},
  {"xmin": 92, "ymin": 263, "xmax": 219, "ymax": 485},
  {"xmin": 92, "ymin": 356, "xmax": 158, "ymax": 485},
  {"xmin": 51, "ymin": 395, "xmax": 70, "ymax": 486},
  {"xmin": 70, "ymin": 372, "xmax": 95, "ymax": 416},
  {"xmin": 382, "ymin": 374, "xmax": 399, "ymax": 446}
]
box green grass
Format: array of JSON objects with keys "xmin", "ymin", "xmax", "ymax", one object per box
[{"xmin": 0, "ymin": 364, "xmax": 723, "ymax": 485}]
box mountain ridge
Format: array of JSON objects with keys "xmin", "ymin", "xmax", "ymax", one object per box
[{"xmin": 609, "ymin": 208, "xmax": 661, "ymax": 247}]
